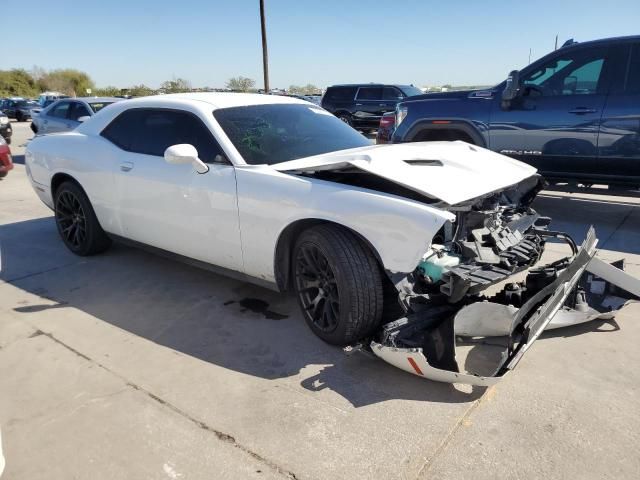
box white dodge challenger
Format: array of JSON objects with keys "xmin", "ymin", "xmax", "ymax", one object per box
[{"xmin": 25, "ymin": 93, "xmax": 639, "ymax": 385}]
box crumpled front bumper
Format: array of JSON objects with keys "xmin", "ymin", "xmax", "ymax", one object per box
[{"xmin": 371, "ymin": 227, "xmax": 639, "ymax": 386}]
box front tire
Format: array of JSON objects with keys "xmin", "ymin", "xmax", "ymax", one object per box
[
  {"xmin": 293, "ymin": 225, "xmax": 384, "ymax": 345},
  {"xmin": 54, "ymin": 181, "xmax": 111, "ymax": 256}
]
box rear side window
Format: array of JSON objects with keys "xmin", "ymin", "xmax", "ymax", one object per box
[
  {"xmin": 356, "ymin": 87, "xmax": 383, "ymax": 100},
  {"xmin": 50, "ymin": 102, "xmax": 71, "ymax": 118},
  {"xmin": 625, "ymin": 43, "xmax": 640, "ymax": 94},
  {"xmin": 382, "ymin": 87, "xmax": 404, "ymax": 100},
  {"xmin": 89, "ymin": 102, "xmax": 113, "ymax": 113},
  {"xmin": 324, "ymin": 87, "xmax": 357, "ymax": 101},
  {"xmin": 101, "ymin": 109, "xmax": 223, "ymax": 163},
  {"xmin": 68, "ymin": 102, "xmax": 91, "ymax": 121}
]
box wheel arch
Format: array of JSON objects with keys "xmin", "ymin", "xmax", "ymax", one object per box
[
  {"xmin": 51, "ymin": 172, "xmax": 82, "ymax": 196},
  {"xmin": 273, "ymin": 218, "xmax": 385, "ymax": 292},
  {"xmin": 404, "ymin": 120, "xmax": 486, "ymax": 147}
]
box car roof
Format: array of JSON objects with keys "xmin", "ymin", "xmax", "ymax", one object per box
[
  {"xmin": 71, "ymin": 97, "xmax": 123, "ymax": 103},
  {"xmin": 120, "ymin": 92, "xmax": 308, "ymax": 110},
  {"xmin": 326, "ymin": 84, "xmax": 413, "ymax": 88},
  {"xmin": 559, "ymin": 35, "xmax": 640, "ymax": 50}
]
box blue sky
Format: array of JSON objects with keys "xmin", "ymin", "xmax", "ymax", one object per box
[{"xmin": 3, "ymin": 0, "xmax": 639, "ymax": 89}]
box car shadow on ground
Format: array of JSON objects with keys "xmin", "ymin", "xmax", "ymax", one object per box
[
  {"xmin": 1, "ymin": 216, "xmax": 486, "ymax": 408},
  {"xmin": 2, "ymin": 189, "xmax": 637, "ymax": 407}
]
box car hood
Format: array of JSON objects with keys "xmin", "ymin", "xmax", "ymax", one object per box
[{"xmin": 273, "ymin": 141, "xmax": 537, "ymax": 205}]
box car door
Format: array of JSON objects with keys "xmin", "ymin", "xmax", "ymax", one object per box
[
  {"xmin": 66, "ymin": 101, "xmax": 92, "ymax": 130},
  {"xmin": 597, "ymin": 42, "xmax": 640, "ymax": 182},
  {"xmin": 101, "ymin": 108, "xmax": 244, "ymax": 272},
  {"xmin": 354, "ymin": 86, "xmax": 385, "ymax": 124},
  {"xmin": 489, "ymin": 45, "xmax": 613, "ymax": 177},
  {"xmin": 42, "ymin": 101, "xmax": 73, "ymax": 133},
  {"xmin": 382, "ymin": 86, "xmax": 405, "ymax": 112}
]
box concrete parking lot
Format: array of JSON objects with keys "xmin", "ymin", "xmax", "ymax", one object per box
[{"xmin": 1, "ymin": 121, "xmax": 639, "ymax": 479}]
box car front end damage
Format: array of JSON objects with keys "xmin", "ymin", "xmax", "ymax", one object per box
[{"xmin": 366, "ymin": 177, "xmax": 640, "ymax": 385}]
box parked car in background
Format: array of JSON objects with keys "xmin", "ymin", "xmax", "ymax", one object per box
[
  {"xmin": 389, "ymin": 36, "xmax": 640, "ymax": 187},
  {"xmin": 0, "ymin": 111, "xmax": 11, "ymax": 144},
  {"xmin": 301, "ymin": 94, "xmax": 322, "ymax": 106},
  {"xmin": 37, "ymin": 91, "xmax": 70, "ymax": 107},
  {"xmin": 0, "ymin": 136, "xmax": 13, "ymax": 178},
  {"xmin": 0, "ymin": 98, "xmax": 40, "ymax": 121},
  {"xmin": 31, "ymin": 97, "xmax": 122, "ymax": 134},
  {"xmin": 321, "ymin": 83, "xmax": 422, "ymax": 132}
]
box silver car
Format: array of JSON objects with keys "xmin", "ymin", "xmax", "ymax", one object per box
[{"xmin": 31, "ymin": 97, "xmax": 122, "ymax": 134}]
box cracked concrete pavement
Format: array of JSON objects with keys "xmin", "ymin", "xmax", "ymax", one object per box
[{"xmin": 1, "ymin": 121, "xmax": 639, "ymax": 479}]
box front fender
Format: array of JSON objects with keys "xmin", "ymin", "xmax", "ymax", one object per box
[{"xmin": 235, "ymin": 167, "xmax": 454, "ymax": 284}]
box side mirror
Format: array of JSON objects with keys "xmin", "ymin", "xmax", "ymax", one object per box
[
  {"xmin": 77, "ymin": 116, "xmax": 90, "ymax": 123},
  {"xmin": 164, "ymin": 144, "xmax": 209, "ymax": 174},
  {"xmin": 501, "ymin": 70, "xmax": 521, "ymax": 110}
]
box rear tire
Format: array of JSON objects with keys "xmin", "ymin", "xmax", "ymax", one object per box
[
  {"xmin": 16, "ymin": 112, "xmax": 23, "ymax": 122},
  {"xmin": 337, "ymin": 113, "xmax": 352, "ymax": 126},
  {"xmin": 292, "ymin": 224, "xmax": 384, "ymax": 345},
  {"xmin": 54, "ymin": 181, "xmax": 111, "ymax": 256}
]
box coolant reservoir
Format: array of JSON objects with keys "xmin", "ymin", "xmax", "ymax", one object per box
[{"xmin": 417, "ymin": 247, "xmax": 460, "ymax": 283}]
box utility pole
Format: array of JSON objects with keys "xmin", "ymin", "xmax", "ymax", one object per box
[
  {"xmin": 554, "ymin": 34, "xmax": 558, "ymax": 51},
  {"xmin": 260, "ymin": 0, "xmax": 270, "ymax": 93},
  {"xmin": 528, "ymin": 48, "xmax": 532, "ymax": 65}
]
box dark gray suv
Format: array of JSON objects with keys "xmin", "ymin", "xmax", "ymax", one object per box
[{"xmin": 321, "ymin": 84, "xmax": 422, "ymax": 132}]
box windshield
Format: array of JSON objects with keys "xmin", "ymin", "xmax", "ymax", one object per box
[
  {"xmin": 89, "ymin": 102, "xmax": 113, "ymax": 113},
  {"xmin": 400, "ymin": 85, "xmax": 423, "ymax": 97},
  {"xmin": 213, "ymin": 104, "xmax": 370, "ymax": 165},
  {"xmin": 17, "ymin": 100, "xmax": 38, "ymax": 107}
]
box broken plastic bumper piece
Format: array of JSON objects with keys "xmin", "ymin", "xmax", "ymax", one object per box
[{"xmin": 371, "ymin": 227, "xmax": 639, "ymax": 386}]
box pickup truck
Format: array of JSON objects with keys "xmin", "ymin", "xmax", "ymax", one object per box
[{"xmin": 385, "ymin": 36, "xmax": 640, "ymax": 187}]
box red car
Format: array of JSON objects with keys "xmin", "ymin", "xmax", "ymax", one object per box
[{"xmin": 0, "ymin": 137, "xmax": 13, "ymax": 178}]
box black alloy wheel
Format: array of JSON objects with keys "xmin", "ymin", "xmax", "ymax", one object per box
[
  {"xmin": 54, "ymin": 181, "xmax": 111, "ymax": 256},
  {"xmin": 56, "ymin": 190, "xmax": 87, "ymax": 250},
  {"xmin": 295, "ymin": 242, "xmax": 341, "ymax": 333},
  {"xmin": 292, "ymin": 225, "xmax": 384, "ymax": 345}
]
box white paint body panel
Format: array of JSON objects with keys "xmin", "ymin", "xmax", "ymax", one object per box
[
  {"xmin": 275, "ymin": 141, "xmax": 537, "ymax": 205},
  {"xmin": 25, "ymin": 92, "xmax": 536, "ymax": 288}
]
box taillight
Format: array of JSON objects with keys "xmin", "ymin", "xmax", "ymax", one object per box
[
  {"xmin": 396, "ymin": 105, "xmax": 408, "ymax": 127},
  {"xmin": 379, "ymin": 114, "xmax": 395, "ymax": 128}
]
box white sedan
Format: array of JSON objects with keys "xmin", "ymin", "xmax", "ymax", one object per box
[{"xmin": 25, "ymin": 93, "xmax": 639, "ymax": 385}]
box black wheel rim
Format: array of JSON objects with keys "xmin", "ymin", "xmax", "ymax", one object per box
[
  {"xmin": 295, "ymin": 244, "xmax": 340, "ymax": 332},
  {"xmin": 56, "ymin": 191, "xmax": 87, "ymax": 249}
]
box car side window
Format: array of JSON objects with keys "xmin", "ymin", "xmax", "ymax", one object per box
[
  {"xmin": 101, "ymin": 109, "xmax": 223, "ymax": 163},
  {"xmin": 383, "ymin": 87, "xmax": 404, "ymax": 100},
  {"xmin": 325, "ymin": 87, "xmax": 357, "ymax": 101},
  {"xmin": 50, "ymin": 101, "xmax": 71, "ymax": 119},
  {"xmin": 522, "ymin": 47, "xmax": 607, "ymax": 96},
  {"xmin": 356, "ymin": 87, "xmax": 383, "ymax": 100},
  {"xmin": 68, "ymin": 102, "xmax": 91, "ymax": 121},
  {"xmin": 625, "ymin": 43, "xmax": 640, "ymax": 94}
]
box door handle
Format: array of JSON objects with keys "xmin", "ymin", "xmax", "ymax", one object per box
[
  {"xmin": 120, "ymin": 161, "xmax": 134, "ymax": 172},
  {"xmin": 355, "ymin": 103, "xmax": 363, "ymax": 106},
  {"xmin": 379, "ymin": 103, "xmax": 389, "ymax": 106},
  {"xmin": 569, "ymin": 107, "xmax": 597, "ymax": 114}
]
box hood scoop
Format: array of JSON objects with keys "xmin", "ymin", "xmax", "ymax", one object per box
[{"xmin": 403, "ymin": 159, "xmax": 443, "ymax": 166}]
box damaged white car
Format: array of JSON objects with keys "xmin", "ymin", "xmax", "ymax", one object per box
[{"xmin": 25, "ymin": 93, "xmax": 639, "ymax": 385}]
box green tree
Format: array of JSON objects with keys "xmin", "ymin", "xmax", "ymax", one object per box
[
  {"xmin": 94, "ymin": 86, "xmax": 120, "ymax": 97},
  {"xmin": 39, "ymin": 69, "xmax": 95, "ymax": 96},
  {"xmin": 128, "ymin": 84, "xmax": 155, "ymax": 97},
  {"xmin": 0, "ymin": 69, "xmax": 38, "ymax": 97},
  {"xmin": 160, "ymin": 78, "xmax": 191, "ymax": 93},
  {"xmin": 226, "ymin": 76, "xmax": 255, "ymax": 92}
]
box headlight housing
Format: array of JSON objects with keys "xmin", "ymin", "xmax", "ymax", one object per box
[
  {"xmin": 396, "ymin": 105, "xmax": 408, "ymax": 128},
  {"xmin": 0, "ymin": 116, "xmax": 8, "ymax": 125}
]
